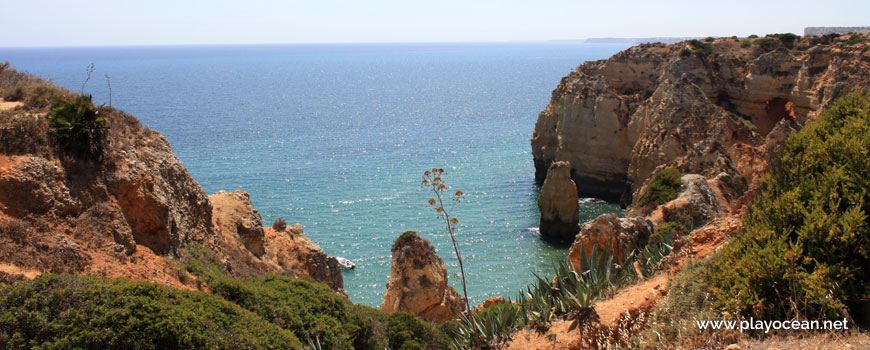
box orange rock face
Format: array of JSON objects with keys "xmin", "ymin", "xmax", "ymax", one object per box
[
  {"xmin": 0, "ymin": 104, "xmax": 342, "ymax": 293},
  {"xmin": 381, "ymin": 231, "xmax": 464, "ymax": 324},
  {"xmin": 568, "ymin": 214, "xmax": 654, "ymax": 268},
  {"xmin": 537, "ymin": 161, "xmax": 580, "ymax": 241},
  {"xmin": 532, "ymin": 36, "xmax": 870, "ymax": 202}
]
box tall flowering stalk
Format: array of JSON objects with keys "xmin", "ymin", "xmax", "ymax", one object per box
[{"xmin": 421, "ymin": 169, "xmax": 474, "ymax": 323}]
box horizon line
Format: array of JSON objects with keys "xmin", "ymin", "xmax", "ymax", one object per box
[{"xmin": 0, "ymin": 37, "xmax": 709, "ymax": 50}]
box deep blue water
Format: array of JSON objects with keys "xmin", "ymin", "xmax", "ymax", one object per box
[{"xmin": 1, "ymin": 42, "xmax": 629, "ymax": 306}]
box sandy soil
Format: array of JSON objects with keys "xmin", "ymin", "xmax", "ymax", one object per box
[{"xmin": 0, "ymin": 99, "xmax": 23, "ymax": 111}]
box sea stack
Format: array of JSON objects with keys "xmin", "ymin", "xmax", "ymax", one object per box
[
  {"xmin": 537, "ymin": 161, "xmax": 580, "ymax": 241},
  {"xmin": 380, "ymin": 231, "xmax": 463, "ymax": 324}
]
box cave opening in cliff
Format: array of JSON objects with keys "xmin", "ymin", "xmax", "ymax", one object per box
[{"xmin": 758, "ymin": 97, "xmax": 796, "ymax": 135}]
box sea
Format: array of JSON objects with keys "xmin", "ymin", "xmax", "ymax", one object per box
[{"xmin": 0, "ymin": 42, "xmax": 629, "ymax": 306}]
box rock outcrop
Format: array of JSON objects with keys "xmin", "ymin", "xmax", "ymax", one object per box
[
  {"xmin": 642, "ymin": 174, "xmax": 725, "ymax": 230},
  {"xmin": 568, "ymin": 214, "xmax": 654, "ymax": 269},
  {"xmin": 0, "ymin": 93, "xmax": 342, "ymax": 292},
  {"xmin": 208, "ymin": 191, "xmax": 344, "ymax": 292},
  {"xmin": 381, "ymin": 231, "xmax": 464, "ymax": 324},
  {"xmin": 0, "ymin": 109, "xmax": 213, "ymax": 289},
  {"xmin": 532, "ymin": 34, "xmax": 870, "ymax": 203},
  {"xmin": 537, "ymin": 161, "xmax": 580, "ymax": 241}
]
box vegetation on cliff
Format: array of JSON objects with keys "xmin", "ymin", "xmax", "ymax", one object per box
[
  {"xmin": 709, "ymin": 93, "xmax": 870, "ymax": 320},
  {"xmin": 0, "ymin": 274, "xmax": 303, "ymax": 349},
  {"xmin": 637, "ymin": 167, "xmax": 682, "ymax": 207},
  {"xmin": 0, "ymin": 243, "xmax": 447, "ymax": 350},
  {"xmin": 180, "ymin": 243, "xmax": 446, "ymax": 350}
]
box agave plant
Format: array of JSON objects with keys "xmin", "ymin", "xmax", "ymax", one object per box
[
  {"xmin": 444, "ymin": 234, "xmax": 678, "ymax": 349},
  {"xmin": 47, "ymin": 94, "xmax": 107, "ymax": 160}
]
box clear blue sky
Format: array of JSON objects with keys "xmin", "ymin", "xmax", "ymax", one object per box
[{"xmin": 2, "ymin": 0, "xmax": 868, "ymax": 47}]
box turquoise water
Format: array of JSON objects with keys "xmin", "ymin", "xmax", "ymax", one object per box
[{"xmin": 1, "ymin": 43, "xmax": 627, "ymax": 306}]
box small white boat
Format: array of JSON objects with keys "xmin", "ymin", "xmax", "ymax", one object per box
[{"xmin": 335, "ymin": 257, "xmax": 355, "ymax": 269}]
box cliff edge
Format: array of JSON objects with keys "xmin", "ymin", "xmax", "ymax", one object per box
[
  {"xmin": 532, "ymin": 34, "xmax": 870, "ymax": 203},
  {"xmin": 0, "ymin": 66, "xmax": 343, "ymax": 292}
]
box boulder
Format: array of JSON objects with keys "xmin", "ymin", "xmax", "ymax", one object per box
[
  {"xmin": 647, "ymin": 174, "xmax": 724, "ymax": 230},
  {"xmin": 568, "ymin": 214, "xmax": 653, "ymax": 269}
]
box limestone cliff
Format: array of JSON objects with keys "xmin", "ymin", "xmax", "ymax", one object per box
[
  {"xmin": 532, "ymin": 34, "xmax": 870, "ymax": 203},
  {"xmin": 0, "ymin": 80, "xmax": 343, "ymax": 292},
  {"xmin": 381, "ymin": 231, "xmax": 464, "ymax": 324},
  {"xmin": 209, "ymin": 191, "xmax": 344, "ymax": 292}
]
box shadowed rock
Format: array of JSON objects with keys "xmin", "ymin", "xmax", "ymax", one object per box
[{"xmin": 538, "ymin": 161, "xmax": 580, "ymax": 241}]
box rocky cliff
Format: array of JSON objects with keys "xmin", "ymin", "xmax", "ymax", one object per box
[
  {"xmin": 532, "ymin": 34, "xmax": 870, "ymax": 203},
  {"xmin": 0, "ymin": 79, "xmax": 343, "ymax": 292},
  {"xmin": 381, "ymin": 231, "xmax": 464, "ymax": 324},
  {"xmin": 520, "ymin": 34, "xmax": 870, "ymax": 349}
]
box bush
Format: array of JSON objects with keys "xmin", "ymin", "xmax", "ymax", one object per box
[
  {"xmin": 748, "ymin": 34, "xmax": 759, "ymax": 39},
  {"xmin": 752, "ymin": 37, "xmax": 778, "ymax": 51},
  {"xmin": 688, "ymin": 39, "xmax": 713, "ymax": 56},
  {"xmin": 651, "ymin": 221, "xmax": 687, "ymax": 247},
  {"xmin": 0, "ymin": 63, "xmax": 70, "ymax": 110},
  {"xmin": 0, "ymin": 274, "xmax": 301, "ymax": 349},
  {"xmin": 704, "ymin": 36, "xmax": 715, "ymax": 42},
  {"xmin": 48, "ymin": 94, "xmax": 108, "ymax": 160},
  {"xmin": 0, "ymin": 110, "xmax": 49, "ymax": 154},
  {"xmin": 740, "ymin": 40, "xmax": 752, "ymax": 48},
  {"xmin": 637, "ymin": 167, "xmax": 682, "ymax": 207},
  {"xmin": 846, "ymin": 33, "xmax": 865, "ymax": 46},
  {"xmin": 271, "ymin": 217, "xmax": 287, "ymax": 231},
  {"xmin": 679, "ymin": 48, "xmax": 692, "ymax": 57},
  {"xmin": 387, "ymin": 313, "xmax": 447, "ymax": 350},
  {"xmin": 766, "ymin": 33, "xmax": 800, "ymax": 46},
  {"xmin": 709, "ymin": 93, "xmax": 870, "ymax": 320},
  {"xmin": 179, "ymin": 243, "xmax": 445, "ymax": 350}
]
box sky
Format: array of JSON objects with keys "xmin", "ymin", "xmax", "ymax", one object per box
[{"xmin": 1, "ymin": 0, "xmax": 869, "ymax": 47}]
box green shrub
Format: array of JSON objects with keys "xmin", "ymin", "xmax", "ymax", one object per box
[
  {"xmin": 752, "ymin": 37, "xmax": 778, "ymax": 51},
  {"xmin": 740, "ymin": 40, "xmax": 752, "ymax": 48},
  {"xmin": 179, "ymin": 243, "xmax": 445, "ymax": 350},
  {"xmin": 47, "ymin": 94, "xmax": 108, "ymax": 160},
  {"xmin": 704, "ymin": 36, "xmax": 715, "ymax": 42},
  {"xmin": 748, "ymin": 34, "xmax": 759, "ymax": 39},
  {"xmin": 637, "ymin": 167, "xmax": 683, "ymax": 207},
  {"xmin": 709, "ymin": 93, "xmax": 870, "ymax": 320},
  {"xmin": 387, "ymin": 313, "xmax": 447, "ymax": 350},
  {"xmin": 679, "ymin": 48, "xmax": 692, "ymax": 57},
  {"xmin": 0, "ymin": 274, "xmax": 301, "ymax": 349},
  {"xmin": 651, "ymin": 221, "xmax": 687, "ymax": 247},
  {"xmin": 766, "ymin": 33, "xmax": 800, "ymax": 46},
  {"xmin": 846, "ymin": 33, "xmax": 865, "ymax": 45},
  {"xmin": 688, "ymin": 39, "xmax": 713, "ymax": 56}
]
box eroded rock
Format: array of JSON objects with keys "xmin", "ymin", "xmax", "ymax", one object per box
[
  {"xmin": 381, "ymin": 231, "xmax": 464, "ymax": 324},
  {"xmin": 568, "ymin": 214, "xmax": 654, "ymax": 269},
  {"xmin": 537, "ymin": 161, "xmax": 580, "ymax": 241}
]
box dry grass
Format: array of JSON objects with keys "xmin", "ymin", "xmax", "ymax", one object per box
[{"xmin": 0, "ymin": 62, "xmax": 70, "ymax": 109}]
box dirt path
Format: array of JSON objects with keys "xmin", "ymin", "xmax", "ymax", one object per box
[
  {"xmin": 0, "ymin": 263, "xmax": 42, "ymax": 279},
  {"xmin": 0, "ymin": 99, "xmax": 23, "ymax": 111},
  {"xmin": 503, "ymin": 216, "xmax": 743, "ymax": 349}
]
